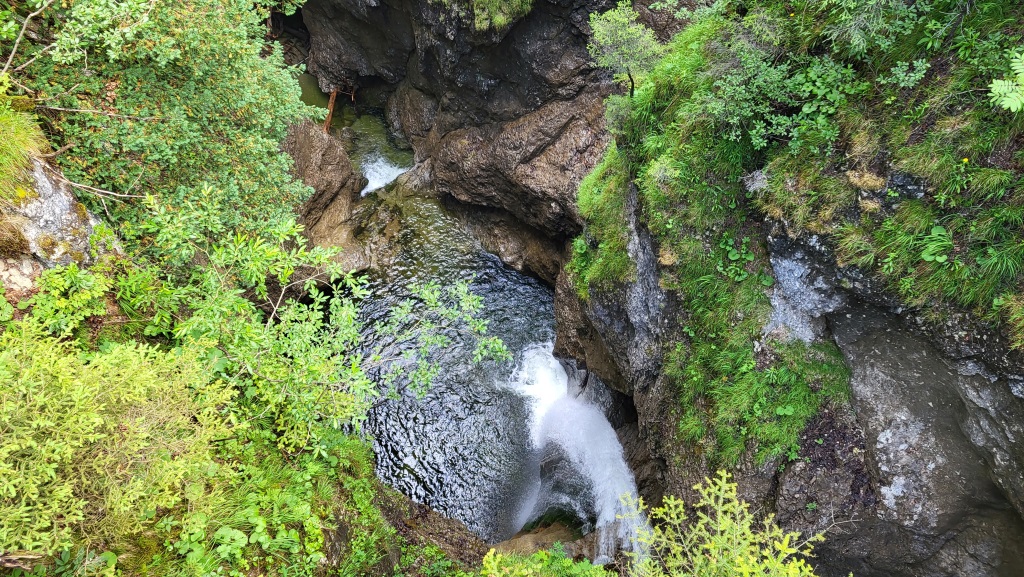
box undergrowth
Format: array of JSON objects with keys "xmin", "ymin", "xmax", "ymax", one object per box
[
  {"xmin": 0, "ymin": 98, "xmax": 45, "ymax": 203},
  {"xmin": 1, "ymin": 1, "xmax": 501, "ymax": 575},
  {"xmin": 574, "ymin": 11, "xmax": 853, "ymax": 466}
]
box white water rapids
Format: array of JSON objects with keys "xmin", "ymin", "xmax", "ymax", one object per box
[{"xmin": 359, "ymin": 151, "xmax": 410, "ymax": 195}]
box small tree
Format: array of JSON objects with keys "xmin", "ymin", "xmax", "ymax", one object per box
[{"xmin": 588, "ymin": 1, "xmax": 664, "ymax": 98}]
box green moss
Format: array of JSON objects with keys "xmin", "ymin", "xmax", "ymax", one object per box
[
  {"xmin": 431, "ymin": 0, "xmax": 532, "ymax": 31},
  {"xmin": 571, "ymin": 9, "xmax": 862, "ymax": 465},
  {"xmin": 471, "ymin": 0, "xmax": 532, "ymax": 30},
  {"xmin": 37, "ymin": 233, "xmax": 57, "ymax": 257},
  {"xmin": 567, "ymin": 144, "xmax": 635, "ymax": 298}
]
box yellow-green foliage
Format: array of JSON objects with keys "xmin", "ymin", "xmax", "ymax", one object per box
[
  {"xmin": 0, "ymin": 101, "xmax": 45, "ymax": 202},
  {"xmin": 629, "ymin": 471, "xmax": 823, "ymax": 577},
  {"xmin": 480, "ymin": 546, "xmax": 610, "ymax": 577},
  {"xmin": 0, "ymin": 321, "xmax": 233, "ymax": 554},
  {"xmin": 471, "ymin": 0, "xmax": 532, "ymax": 30},
  {"xmin": 22, "ymin": 263, "xmax": 113, "ymax": 339}
]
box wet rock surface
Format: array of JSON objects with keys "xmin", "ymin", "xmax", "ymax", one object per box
[
  {"xmin": 448, "ymin": 199, "xmax": 565, "ymax": 285},
  {"xmin": 558, "ymin": 217, "xmax": 1024, "ymax": 574},
  {"xmin": 816, "ymin": 306, "xmax": 1024, "ymax": 576},
  {"xmin": 432, "ymin": 90, "xmax": 610, "ymax": 239},
  {"xmin": 301, "ymin": 0, "xmax": 614, "ymax": 246},
  {"xmin": 283, "ymin": 119, "xmax": 371, "ymax": 271}
]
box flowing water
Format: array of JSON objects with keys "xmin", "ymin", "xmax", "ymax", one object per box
[
  {"xmin": 355, "ymin": 188, "xmax": 645, "ymax": 560},
  {"xmin": 298, "ymin": 74, "xmax": 414, "ymax": 194}
]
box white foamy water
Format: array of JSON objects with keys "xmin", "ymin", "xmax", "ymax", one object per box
[
  {"xmin": 510, "ymin": 344, "xmax": 648, "ymax": 563},
  {"xmin": 360, "ymin": 152, "xmax": 411, "ymax": 195}
]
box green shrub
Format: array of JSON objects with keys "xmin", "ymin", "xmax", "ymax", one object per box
[
  {"xmin": 588, "ymin": 1, "xmax": 664, "ymax": 98},
  {"xmin": 0, "ymin": 321, "xmax": 232, "ymax": 554},
  {"xmin": 480, "ymin": 545, "xmax": 610, "ymax": 577},
  {"xmin": 20, "ymin": 263, "xmax": 112, "ymax": 338},
  {"xmin": 628, "ymin": 471, "xmax": 824, "ymax": 577},
  {"xmin": 11, "ymin": 0, "xmax": 315, "ymax": 238}
]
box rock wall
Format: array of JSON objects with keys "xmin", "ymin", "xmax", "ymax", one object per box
[
  {"xmin": 557, "ymin": 215, "xmax": 1024, "ymax": 576},
  {"xmin": 301, "ymin": 0, "xmax": 614, "ymax": 245}
]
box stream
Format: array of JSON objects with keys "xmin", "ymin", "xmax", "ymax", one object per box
[
  {"xmin": 299, "ymin": 79, "xmax": 645, "ymax": 560},
  {"xmin": 298, "ymin": 73, "xmax": 414, "ymax": 194},
  {"xmin": 356, "ymin": 191, "xmax": 645, "ymax": 561}
]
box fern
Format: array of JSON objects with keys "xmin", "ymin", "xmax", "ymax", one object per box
[{"xmin": 989, "ymin": 50, "xmax": 1024, "ymax": 112}]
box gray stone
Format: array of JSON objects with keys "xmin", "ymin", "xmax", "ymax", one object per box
[
  {"xmin": 9, "ymin": 159, "xmax": 105, "ymax": 267},
  {"xmin": 822, "ymin": 307, "xmax": 1024, "ymax": 576},
  {"xmin": 764, "ymin": 236, "xmax": 847, "ymax": 343}
]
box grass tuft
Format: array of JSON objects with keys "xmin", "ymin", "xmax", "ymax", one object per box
[{"xmin": 0, "ymin": 102, "xmax": 45, "ymax": 203}]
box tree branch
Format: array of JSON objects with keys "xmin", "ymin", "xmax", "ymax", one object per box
[{"xmin": 1, "ymin": 0, "xmax": 58, "ymax": 77}]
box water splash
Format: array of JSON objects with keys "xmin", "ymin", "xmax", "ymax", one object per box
[
  {"xmin": 511, "ymin": 344, "xmax": 648, "ymax": 562},
  {"xmin": 360, "ymin": 151, "xmax": 411, "ymax": 195}
]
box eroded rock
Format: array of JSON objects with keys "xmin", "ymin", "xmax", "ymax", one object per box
[
  {"xmin": 283, "ymin": 119, "xmax": 370, "ymax": 271},
  {"xmin": 433, "ymin": 90, "xmax": 610, "ymax": 239},
  {"xmin": 812, "ymin": 306, "xmax": 1024, "ymax": 577}
]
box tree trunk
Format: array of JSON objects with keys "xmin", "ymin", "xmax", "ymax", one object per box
[{"xmin": 323, "ymin": 89, "xmax": 338, "ymax": 133}]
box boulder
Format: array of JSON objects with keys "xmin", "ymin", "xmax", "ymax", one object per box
[
  {"xmin": 282, "ymin": 119, "xmax": 370, "ymax": 271},
  {"xmin": 4, "ymin": 159, "xmax": 104, "ymax": 267},
  {"xmin": 433, "ymin": 90, "xmax": 609, "ymax": 239}
]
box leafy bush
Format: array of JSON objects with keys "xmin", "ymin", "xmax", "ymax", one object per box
[
  {"xmin": 989, "ymin": 49, "xmax": 1024, "ymax": 112},
  {"xmin": 20, "ymin": 263, "xmax": 111, "ymax": 338},
  {"xmin": 480, "ymin": 545, "xmax": 610, "ymax": 577},
  {"xmin": 627, "ymin": 471, "xmax": 823, "ymax": 577},
  {"xmin": 12, "ymin": 0, "xmax": 314, "ymax": 237},
  {"xmin": 0, "ymin": 321, "xmax": 232, "ymax": 554},
  {"xmin": 588, "ymin": 1, "xmax": 664, "ymax": 98}
]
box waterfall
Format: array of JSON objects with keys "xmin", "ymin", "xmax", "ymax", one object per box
[
  {"xmin": 359, "ymin": 151, "xmax": 411, "ymax": 195},
  {"xmin": 510, "ymin": 344, "xmax": 648, "ymax": 563}
]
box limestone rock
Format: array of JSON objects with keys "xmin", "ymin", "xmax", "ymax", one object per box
[
  {"xmin": 0, "ymin": 257, "xmax": 43, "ymax": 301},
  {"xmin": 816, "ymin": 307, "xmax": 1024, "ymax": 576},
  {"xmin": 6, "ymin": 160, "xmax": 103, "ymax": 267},
  {"xmin": 433, "ymin": 91, "xmax": 610, "ymax": 239}
]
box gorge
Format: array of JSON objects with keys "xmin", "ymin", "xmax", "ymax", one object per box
[
  {"xmin": 282, "ymin": 0, "xmax": 1024, "ymax": 574},
  {"xmin": 3, "ymin": 0, "xmax": 1024, "ymax": 575}
]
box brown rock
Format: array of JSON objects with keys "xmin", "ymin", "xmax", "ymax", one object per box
[
  {"xmin": 386, "ymin": 82, "xmax": 438, "ymax": 160},
  {"xmin": 283, "ymin": 120, "xmax": 370, "ymax": 271},
  {"xmin": 494, "ymin": 523, "xmax": 578, "ymax": 557},
  {"xmin": 433, "ymin": 90, "xmax": 611, "ymax": 240}
]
